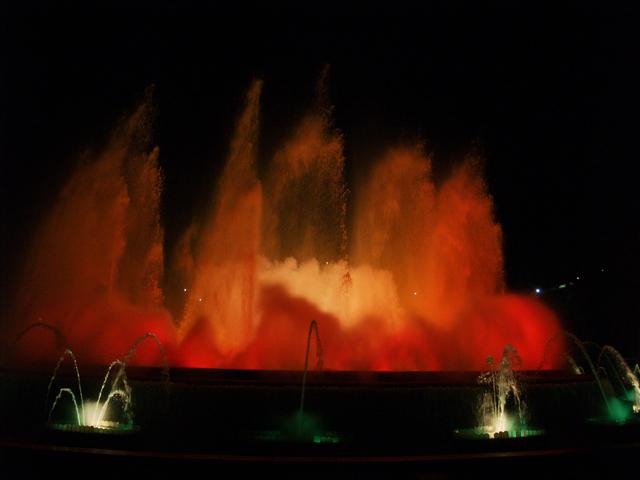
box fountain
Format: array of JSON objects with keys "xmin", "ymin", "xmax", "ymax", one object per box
[
  {"xmin": 538, "ymin": 332, "xmax": 640, "ymax": 425},
  {"xmin": 122, "ymin": 332, "xmax": 171, "ymax": 401},
  {"xmin": 298, "ymin": 319, "xmax": 323, "ymax": 436},
  {"xmin": 0, "ymin": 77, "xmax": 592, "ymax": 474},
  {"xmin": 456, "ymin": 345, "xmax": 543, "ymax": 439},
  {"xmin": 7, "ymin": 74, "xmax": 631, "ymax": 467},
  {"xmin": 293, "ymin": 319, "xmax": 341, "ymax": 443},
  {"xmin": 250, "ymin": 319, "xmax": 341, "ymax": 444},
  {"xmin": 44, "ymin": 333, "xmax": 169, "ymax": 433},
  {"xmin": 540, "ymin": 331, "xmax": 612, "ymax": 417},
  {"xmin": 7, "ymin": 76, "xmax": 564, "ymax": 372},
  {"xmin": 46, "ymin": 349, "xmax": 135, "ymax": 433},
  {"xmin": 122, "ymin": 332, "xmax": 170, "ymax": 377},
  {"xmin": 0, "ymin": 321, "xmax": 67, "ymax": 367},
  {"xmin": 597, "ymin": 346, "xmax": 640, "ymax": 417}
]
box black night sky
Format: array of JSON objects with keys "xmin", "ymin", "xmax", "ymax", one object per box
[{"xmin": 2, "ymin": 1, "xmax": 639, "ymax": 355}]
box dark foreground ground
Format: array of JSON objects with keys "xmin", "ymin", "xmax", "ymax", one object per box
[{"xmin": 1, "ymin": 368, "xmax": 639, "ymax": 478}]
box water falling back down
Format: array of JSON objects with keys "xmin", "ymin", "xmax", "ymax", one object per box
[
  {"xmin": 8, "ymin": 92, "xmax": 175, "ymax": 367},
  {"xmin": 177, "ymin": 80, "xmax": 264, "ymax": 358},
  {"xmin": 7, "ymin": 79, "xmax": 564, "ymax": 371}
]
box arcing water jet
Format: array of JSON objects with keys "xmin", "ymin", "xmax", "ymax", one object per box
[{"xmin": 477, "ymin": 345, "xmax": 526, "ymax": 437}]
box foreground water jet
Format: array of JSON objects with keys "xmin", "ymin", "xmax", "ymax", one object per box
[
  {"xmin": 44, "ymin": 340, "xmax": 166, "ymax": 434},
  {"xmin": 45, "ymin": 349, "xmax": 85, "ymax": 424},
  {"xmin": 91, "ymin": 359, "xmax": 132, "ymax": 427},
  {"xmin": 45, "ymin": 333, "xmax": 170, "ymax": 432},
  {"xmin": 249, "ymin": 319, "xmax": 340, "ymax": 444},
  {"xmin": 123, "ymin": 332, "xmax": 171, "ymax": 384},
  {"xmin": 477, "ymin": 345, "xmax": 526, "ymax": 437},
  {"xmin": 455, "ymin": 345, "xmax": 543, "ymax": 439},
  {"xmin": 298, "ymin": 319, "xmax": 323, "ymax": 436},
  {"xmin": 46, "ymin": 351, "xmax": 135, "ymax": 432},
  {"xmin": 597, "ymin": 346, "xmax": 640, "ymax": 416},
  {"xmin": 122, "ymin": 332, "xmax": 171, "ymax": 409},
  {"xmin": 541, "ymin": 331, "xmax": 611, "ymax": 416},
  {"xmin": 0, "ymin": 321, "xmax": 67, "ymax": 367}
]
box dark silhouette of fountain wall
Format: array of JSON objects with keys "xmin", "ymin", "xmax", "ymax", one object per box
[{"xmin": 7, "ymin": 78, "xmax": 563, "ymax": 371}]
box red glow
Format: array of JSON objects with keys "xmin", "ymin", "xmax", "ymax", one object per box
[{"xmin": 7, "ymin": 82, "xmax": 564, "ymax": 371}]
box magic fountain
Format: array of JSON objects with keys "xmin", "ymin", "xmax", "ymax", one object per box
[
  {"xmin": 1, "ymin": 75, "xmax": 639, "ymax": 473},
  {"xmin": 454, "ymin": 344, "xmax": 543, "ymax": 439}
]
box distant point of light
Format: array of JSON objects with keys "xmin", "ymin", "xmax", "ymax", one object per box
[
  {"xmin": 559, "ymin": 284, "xmax": 567, "ymax": 289},
  {"xmin": 576, "ymin": 276, "xmax": 580, "ymax": 281},
  {"xmin": 183, "ymin": 288, "xmax": 187, "ymax": 292},
  {"xmin": 601, "ymin": 268, "xmax": 605, "ymax": 273},
  {"xmin": 198, "ymin": 298, "xmax": 203, "ymax": 302},
  {"xmin": 412, "ymin": 291, "xmax": 417, "ymax": 296},
  {"xmin": 535, "ymin": 288, "xmax": 541, "ymax": 295}
]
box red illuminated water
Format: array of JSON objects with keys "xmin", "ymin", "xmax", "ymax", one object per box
[{"xmin": 7, "ymin": 80, "xmax": 563, "ymax": 371}]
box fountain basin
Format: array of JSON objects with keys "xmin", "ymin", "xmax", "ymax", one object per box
[
  {"xmin": 3, "ymin": 366, "xmax": 640, "ymax": 476},
  {"xmin": 46, "ymin": 421, "xmax": 139, "ymax": 434},
  {"xmin": 454, "ymin": 427, "xmax": 545, "ymax": 440},
  {"xmin": 0, "ymin": 367, "xmax": 619, "ymax": 455}
]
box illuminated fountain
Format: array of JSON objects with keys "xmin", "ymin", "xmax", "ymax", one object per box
[
  {"xmin": 541, "ymin": 332, "xmax": 610, "ymax": 412},
  {"xmin": 456, "ymin": 345, "xmax": 543, "ymax": 439},
  {"xmin": 250, "ymin": 319, "xmax": 341, "ymax": 444},
  {"xmin": 298, "ymin": 319, "xmax": 323, "ymax": 435},
  {"xmin": 597, "ymin": 346, "xmax": 640, "ymax": 418},
  {"xmin": 45, "ymin": 349, "xmax": 134, "ymax": 432},
  {"xmin": 4, "ymin": 75, "xmax": 640, "ymax": 470},
  {"xmin": 45, "ymin": 333, "xmax": 168, "ymax": 433},
  {"xmin": 540, "ymin": 332, "xmax": 639, "ymax": 424},
  {"xmin": 7, "ymin": 76, "xmax": 564, "ymax": 372},
  {"xmin": 0, "ymin": 321, "xmax": 67, "ymax": 368}
]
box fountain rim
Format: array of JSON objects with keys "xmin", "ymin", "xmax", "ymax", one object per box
[
  {"xmin": 45, "ymin": 421, "xmax": 140, "ymax": 435},
  {"xmin": 0, "ymin": 365, "xmax": 594, "ymax": 386}
]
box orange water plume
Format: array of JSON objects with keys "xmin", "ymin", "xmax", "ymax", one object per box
[
  {"xmin": 7, "ymin": 92, "xmax": 175, "ymax": 367},
  {"xmin": 6, "ymin": 79, "xmax": 563, "ymax": 371}
]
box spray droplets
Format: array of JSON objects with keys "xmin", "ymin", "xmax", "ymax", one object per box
[{"xmin": 11, "ymin": 78, "xmax": 562, "ymax": 371}]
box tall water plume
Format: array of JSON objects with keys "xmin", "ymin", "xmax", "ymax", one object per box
[
  {"xmin": 177, "ymin": 80, "xmax": 263, "ymax": 357},
  {"xmin": 8, "ymin": 76, "xmax": 563, "ymax": 371},
  {"xmin": 10, "ymin": 90, "xmax": 173, "ymax": 366}
]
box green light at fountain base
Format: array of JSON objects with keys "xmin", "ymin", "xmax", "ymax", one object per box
[
  {"xmin": 312, "ymin": 433, "xmax": 341, "ymax": 444},
  {"xmin": 250, "ymin": 412, "xmax": 345, "ymax": 444},
  {"xmin": 251, "ymin": 429, "xmax": 344, "ymax": 444},
  {"xmin": 589, "ymin": 396, "xmax": 639, "ymax": 425}
]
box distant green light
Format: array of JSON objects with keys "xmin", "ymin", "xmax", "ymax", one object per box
[
  {"xmin": 313, "ymin": 433, "xmax": 341, "ymax": 444},
  {"xmin": 559, "ymin": 284, "xmax": 567, "ymax": 289}
]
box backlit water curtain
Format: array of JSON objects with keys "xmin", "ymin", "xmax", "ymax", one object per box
[{"xmin": 8, "ymin": 78, "xmax": 564, "ymax": 371}]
